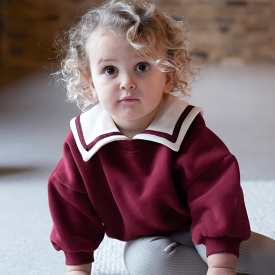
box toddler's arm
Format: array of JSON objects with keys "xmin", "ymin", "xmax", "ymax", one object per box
[
  {"xmin": 207, "ymin": 253, "xmax": 237, "ymax": 275},
  {"xmin": 66, "ymin": 263, "xmax": 92, "ymax": 275}
]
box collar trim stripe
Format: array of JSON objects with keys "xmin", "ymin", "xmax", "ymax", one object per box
[
  {"xmin": 142, "ymin": 105, "xmax": 194, "ymax": 142},
  {"xmin": 87, "ymin": 132, "xmax": 124, "ymax": 151},
  {"xmin": 75, "ymin": 115, "xmax": 124, "ymax": 152},
  {"xmin": 76, "ymin": 115, "xmax": 88, "ymax": 151}
]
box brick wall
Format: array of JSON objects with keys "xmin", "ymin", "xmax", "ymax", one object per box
[
  {"xmin": 1, "ymin": 0, "xmax": 274, "ymax": 68},
  {"xmin": 177, "ymin": 0, "xmax": 275, "ymax": 63}
]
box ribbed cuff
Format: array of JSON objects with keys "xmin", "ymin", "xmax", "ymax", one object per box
[
  {"xmin": 202, "ymin": 236, "xmax": 242, "ymax": 258},
  {"xmin": 64, "ymin": 251, "xmax": 94, "ymax": 265}
]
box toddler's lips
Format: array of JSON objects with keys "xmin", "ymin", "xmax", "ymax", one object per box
[
  {"xmin": 121, "ymin": 99, "xmax": 138, "ymax": 102},
  {"xmin": 119, "ymin": 97, "xmax": 139, "ymax": 103}
]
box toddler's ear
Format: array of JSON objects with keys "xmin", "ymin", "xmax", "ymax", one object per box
[
  {"xmin": 82, "ymin": 72, "xmax": 94, "ymax": 88},
  {"xmin": 82, "ymin": 72, "xmax": 98, "ymax": 100},
  {"xmin": 164, "ymin": 72, "xmax": 174, "ymax": 94}
]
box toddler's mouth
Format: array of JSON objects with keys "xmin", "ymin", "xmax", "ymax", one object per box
[{"xmin": 119, "ymin": 96, "xmax": 139, "ymax": 102}]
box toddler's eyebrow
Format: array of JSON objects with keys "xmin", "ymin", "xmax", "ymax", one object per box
[{"xmin": 98, "ymin": 58, "xmax": 117, "ymax": 65}]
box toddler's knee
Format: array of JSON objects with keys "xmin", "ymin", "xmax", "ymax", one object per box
[{"xmin": 124, "ymin": 236, "xmax": 178, "ymax": 275}]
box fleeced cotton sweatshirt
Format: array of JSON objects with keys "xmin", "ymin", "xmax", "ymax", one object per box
[{"xmin": 48, "ymin": 94, "xmax": 251, "ymax": 265}]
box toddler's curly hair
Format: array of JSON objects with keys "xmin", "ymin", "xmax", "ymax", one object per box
[{"xmin": 54, "ymin": 0, "xmax": 200, "ymax": 111}]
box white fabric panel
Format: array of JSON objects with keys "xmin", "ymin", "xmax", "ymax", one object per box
[
  {"xmin": 80, "ymin": 103, "xmax": 121, "ymax": 146},
  {"xmin": 143, "ymin": 95, "xmax": 189, "ymax": 135},
  {"xmin": 134, "ymin": 106, "xmax": 202, "ymax": 152},
  {"xmin": 70, "ymin": 117, "xmax": 128, "ymax": 162}
]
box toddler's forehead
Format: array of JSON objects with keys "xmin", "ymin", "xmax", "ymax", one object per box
[
  {"xmin": 86, "ymin": 29, "xmax": 127, "ymax": 57},
  {"xmin": 88, "ymin": 27, "xmax": 125, "ymax": 45},
  {"xmin": 86, "ymin": 27, "xmax": 165, "ymax": 62}
]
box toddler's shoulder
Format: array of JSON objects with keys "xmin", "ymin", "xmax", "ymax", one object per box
[
  {"xmin": 61, "ymin": 130, "xmax": 83, "ymax": 158},
  {"xmin": 183, "ymin": 113, "xmax": 231, "ymax": 155},
  {"xmin": 49, "ymin": 131, "xmax": 88, "ymax": 193},
  {"xmin": 64, "ymin": 130, "xmax": 77, "ymax": 147},
  {"xmin": 175, "ymin": 114, "xmax": 239, "ymax": 188}
]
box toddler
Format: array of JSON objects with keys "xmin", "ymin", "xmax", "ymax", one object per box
[{"xmin": 48, "ymin": 1, "xmax": 275, "ymax": 274}]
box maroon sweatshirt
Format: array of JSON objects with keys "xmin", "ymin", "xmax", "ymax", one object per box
[{"xmin": 48, "ymin": 95, "xmax": 251, "ymax": 265}]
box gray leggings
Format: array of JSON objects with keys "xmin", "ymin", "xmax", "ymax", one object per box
[{"xmin": 124, "ymin": 227, "xmax": 275, "ymax": 275}]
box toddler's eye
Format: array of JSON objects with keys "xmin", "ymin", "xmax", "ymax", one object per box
[
  {"xmin": 135, "ymin": 62, "xmax": 150, "ymax": 72},
  {"xmin": 104, "ymin": 66, "xmax": 118, "ymax": 75}
]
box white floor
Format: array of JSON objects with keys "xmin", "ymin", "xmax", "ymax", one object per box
[{"xmin": 0, "ymin": 63, "xmax": 274, "ymax": 275}]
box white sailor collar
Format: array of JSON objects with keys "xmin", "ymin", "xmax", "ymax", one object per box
[{"xmin": 70, "ymin": 94, "xmax": 203, "ymax": 162}]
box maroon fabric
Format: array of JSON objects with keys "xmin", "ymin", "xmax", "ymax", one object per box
[{"xmin": 48, "ymin": 114, "xmax": 251, "ymax": 265}]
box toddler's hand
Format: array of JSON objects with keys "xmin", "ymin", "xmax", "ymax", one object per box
[
  {"xmin": 207, "ymin": 252, "xmax": 237, "ymax": 275},
  {"xmin": 207, "ymin": 267, "xmax": 236, "ymax": 275},
  {"xmin": 65, "ymin": 263, "xmax": 92, "ymax": 275}
]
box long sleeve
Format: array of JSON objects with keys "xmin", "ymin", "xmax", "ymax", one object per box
[
  {"xmin": 174, "ymin": 114, "xmax": 251, "ymax": 257},
  {"xmin": 48, "ymin": 132, "xmax": 105, "ymax": 265},
  {"xmin": 187, "ymin": 154, "xmax": 250, "ymax": 257}
]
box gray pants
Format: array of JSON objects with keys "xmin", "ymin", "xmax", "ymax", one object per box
[{"xmin": 124, "ymin": 226, "xmax": 275, "ymax": 275}]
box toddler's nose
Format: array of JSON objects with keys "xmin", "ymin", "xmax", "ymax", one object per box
[{"xmin": 120, "ymin": 76, "xmax": 136, "ymax": 90}]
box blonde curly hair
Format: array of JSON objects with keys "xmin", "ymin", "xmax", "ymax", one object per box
[{"xmin": 54, "ymin": 0, "xmax": 200, "ymax": 111}]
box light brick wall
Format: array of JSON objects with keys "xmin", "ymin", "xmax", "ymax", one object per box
[{"xmin": 1, "ymin": 0, "xmax": 274, "ymax": 68}]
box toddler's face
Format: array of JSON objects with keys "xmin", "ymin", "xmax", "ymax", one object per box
[{"xmin": 86, "ymin": 29, "xmax": 173, "ymax": 133}]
